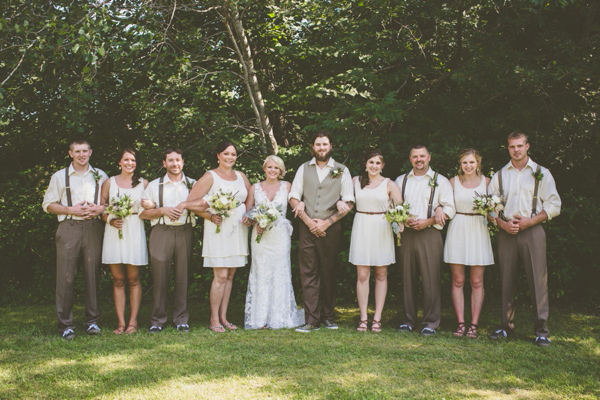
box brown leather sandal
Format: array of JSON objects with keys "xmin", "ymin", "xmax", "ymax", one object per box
[
  {"xmin": 125, "ymin": 324, "xmax": 138, "ymax": 334},
  {"xmin": 453, "ymin": 322, "xmax": 466, "ymax": 337},
  {"xmin": 371, "ymin": 320, "xmax": 382, "ymax": 333},
  {"xmin": 466, "ymin": 324, "xmax": 478, "ymax": 338},
  {"xmin": 113, "ymin": 325, "xmax": 125, "ymax": 335},
  {"xmin": 356, "ymin": 320, "xmax": 368, "ymax": 332}
]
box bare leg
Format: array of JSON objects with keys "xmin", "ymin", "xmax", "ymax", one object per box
[
  {"xmin": 373, "ymin": 266, "xmax": 388, "ymax": 322},
  {"xmin": 469, "ymin": 266, "xmax": 485, "ymax": 325},
  {"xmin": 219, "ymin": 268, "xmax": 236, "ymax": 326},
  {"xmin": 110, "ymin": 264, "xmax": 126, "ymax": 333},
  {"xmin": 450, "ymin": 264, "xmax": 466, "ymax": 324},
  {"xmin": 356, "ymin": 266, "xmax": 370, "ymax": 321},
  {"xmin": 126, "ymin": 264, "xmax": 141, "ymax": 332},
  {"xmin": 209, "ymin": 268, "xmax": 229, "ymax": 328}
]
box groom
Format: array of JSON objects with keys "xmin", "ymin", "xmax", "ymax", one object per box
[{"xmin": 289, "ymin": 131, "xmax": 354, "ymax": 332}]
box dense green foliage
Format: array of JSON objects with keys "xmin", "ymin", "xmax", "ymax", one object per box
[{"xmin": 1, "ymin": 0, "xmax": 598, "ymax": 305}]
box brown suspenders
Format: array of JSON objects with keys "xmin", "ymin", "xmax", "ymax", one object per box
[
  {"xmin": 64, "ymin": 167, "xmax": 100, "ymax": 219},
  {"xmin": 401, "ymin": 172, "xmax": 439, "ymax": 218},
  {"xmin": 498, "ymin": 165, "xmax": 542, "ymax": 218}
]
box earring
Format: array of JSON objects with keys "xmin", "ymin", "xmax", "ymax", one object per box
[{"xmin": 476, "ymin": 167, "xmax": 481, "ymax": 175}]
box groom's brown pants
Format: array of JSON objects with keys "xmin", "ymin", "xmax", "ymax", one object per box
[{"xmin": 298, "ymin": 222, "xmax": 342, "ymax": 326}]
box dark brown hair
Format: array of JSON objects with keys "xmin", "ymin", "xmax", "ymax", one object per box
[
  {"xmin": 359, "ymin": 149, "xmax": 385, "ymax": 189},
  {"xmin": 118, "ymin": 148, "xmax": 141, "ymax": 187},
  {"xmin": 310, "ymin": 131, "xmax": 333, "ymax": 146}
]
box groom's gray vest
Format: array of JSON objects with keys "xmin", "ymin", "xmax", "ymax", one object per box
[{"xmin": 302, "ymin": 160, "xmax": 346, "ymax": 220}]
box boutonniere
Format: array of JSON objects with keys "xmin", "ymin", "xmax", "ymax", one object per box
[
  {"xmin": 185, "ymin": 179, "xmax": 194, "ymax": 190},
  {"xmin": 92, "ymin": 169, "xmax": 102, "ymax": 183},
  {"xmin": 330, "ymin": 167, "xmax": 343, "ymax": 179},
  {"xmin": 532, "ymin": 170, "xmax": 544, "ymax": 182},
  {"xmin": 428, "ymin": 177, "xmax": 438, "ymax": 188}
]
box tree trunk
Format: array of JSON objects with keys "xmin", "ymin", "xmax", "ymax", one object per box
[{"xmin": 220, "ymin": 1, "xmax": 278, "ymax": 155}]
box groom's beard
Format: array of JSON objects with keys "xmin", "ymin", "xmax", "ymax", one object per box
[{"xmin": 311, "ymin": 148, "xmax": 333, "ymax": 162}]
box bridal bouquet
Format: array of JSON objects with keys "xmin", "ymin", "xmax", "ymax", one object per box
[
  {"xmin": 207, "ymin": 189, "xmax": 240, "ymax": 233},
  {"xmin": 473, "ymin": 192, "xmax": 504, "ymax": 236},
  {"xmin": 246, "ymin": 201, "xmax": 282, "ymax": 243},
  {"xmin": 385, "ymin": 202, "xmax": 411, "ymax": 246},
  {"xmin": 106, "ymin": 194, "xmax": 134, "ymax": 239}
]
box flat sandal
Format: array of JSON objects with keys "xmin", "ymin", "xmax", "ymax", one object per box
[
  {"xmin": 356, "ymin": 320, "xmax": 368, "ymax": 332},
  {"xmin": 453, "ymin": 322, "xmax": 466, "ymax": 337},
  {"xmin": 371, "ymin": 320, "xmax": 382, "ymax": 333},
  {"xmin": 466, "ymin": 324, "xmax": 478, "ymax": 338}
]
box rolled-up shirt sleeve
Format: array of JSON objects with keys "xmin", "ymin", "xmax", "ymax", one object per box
[
  {"xmin": 540, "ymin": 168, "xmax": 561, "ymax": 220},
  {"xmin": 432, "ymin": 177, "xmax": 455, "ymax": 229},
  {"xmin": 42, "ymin": 172, "xmax": 62, "ymax": 213},
  {"xmin": 340, "ymin": 167, "xmax": 355, "ymax": 203},
  {"xmin": 288, "ymin": 164, "xmax": 305, "ymax": 201}
]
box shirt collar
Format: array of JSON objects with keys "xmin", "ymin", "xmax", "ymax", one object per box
[
  {"xmin": 309, "ymin": 157, "xmax": 336, "ymax": 168},
  {"xmin": 163, "ymin": 172, "xmax": 187, "ymax": 185},
  {"xmin": 408, "ymin": 167, "xmax": 435, "ymax": 179},
  {"xmin": 507, "ymin": 157, "xmax": 537, "ymax": 171},
  {"xmin": 68, "ymin": 163, "xmax": 94, "ymax": 176}
]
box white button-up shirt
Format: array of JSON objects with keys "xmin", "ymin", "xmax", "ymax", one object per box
[
  {"xmin": 488, "ymin": 158, "xmax": 561, "ymax": 221},
  {"xmin": 143, "ymin": 173, "xmax": 197, "ymax": 226},
  {"xmin": 42, "ymin": 164, "xmax": 108, "ymax": 221},
  {"xmin": 288, "ymin": 157, "xmax": 355, "ymax": 203},
  {"xmin": 395, "ymin": 168, "xmax": 455, "ymax": 230}
]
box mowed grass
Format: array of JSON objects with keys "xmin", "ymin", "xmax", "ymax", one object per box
[{"xmin": 0, "ymin": 300, "xmax": 598, "ymax": 399}]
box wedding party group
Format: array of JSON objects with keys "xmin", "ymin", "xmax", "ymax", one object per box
[{"xmin": 42, "ymin": 130, "xmax": 561, "ymax": 347}]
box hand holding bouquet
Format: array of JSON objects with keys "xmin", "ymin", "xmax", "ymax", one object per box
[
  {"xmin": 245, "ymin": 201, "xmax": 282, "ymax": 243},
  {"xmin": 207, "ymin": 189, "xmax": 241, "ymax": 233},
  {"xmin": 385, "ymin": 202, "xmax": 411, "ymax": 246},
  {"xmin": 106, "ymin": 194, "xmax": 134, "ymax": 239},
  {"xmin": 473, "ymin": 192, "xmax": 504, "ymax": 236}
]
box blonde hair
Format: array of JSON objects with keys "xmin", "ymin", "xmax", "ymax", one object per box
[
  {"xmin": 263, "ymin": 155, "xmax": 286, "ymax": 178},
  {"xmin": 457, "ymin": 148, "xmax": 482, "ymax": 177}
]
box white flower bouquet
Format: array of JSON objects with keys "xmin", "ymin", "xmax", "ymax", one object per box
[
  {"xmin": 473, "ymin": 192, "xmax": 504, "ymax": 236},
  {"xmin": 207, "ymin": 189, "xmax": 241, "ymax": 233},
  {"xmin": 246, "ymin": 201, "xmax": 282, "ymax": 243},
  {"xmin": 106, "ymin": 194, "xmax": 134, "ymax": 239},
  {"xmin": 385, "ymin": 202, "xmax": 411, "ymax": 246}
]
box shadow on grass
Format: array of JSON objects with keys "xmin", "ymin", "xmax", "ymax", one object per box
[{"xmin": 0, "ymin": 302, "xmax": 599, "ymax": 398}]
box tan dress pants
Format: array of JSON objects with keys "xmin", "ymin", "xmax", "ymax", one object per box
[
  {"xmin": 55, "ymin": 219, "xmax": 104, "ymax": 333},
  {"xmin": 149, "ymin": 224, "xmax": 193, "ymax": 327},
  {"xmin": 396, "ymin": 228, "xmax": 443, "ymax": 330},
  {"xmin": 497, "ymin": 224, "xmax": 549, "ymax": 336}
]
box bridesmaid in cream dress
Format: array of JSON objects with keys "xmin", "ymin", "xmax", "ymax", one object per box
[
  {"xmin": 187, "ymin": 140, "xmax": 250, "ymax": 333},
  {"xmin": 443, "ymin": 148, "xmax": 494, "ymax": 338},
  {"xmin": 349, "ymin": 150, "xmax": 402, "ymax": 332},
  {"xmin": 101, "ymin": 148, "xmax": 148, "ymax": 334}
]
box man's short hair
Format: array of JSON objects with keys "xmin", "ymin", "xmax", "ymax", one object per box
[
  {"xmin": 507, "ymin": 131, "xmax": 529, "ymax": 143},
  {"xmin": 311, "ymin": 131, "xmax": 333, "ymax": 146},
  {"xmin": 69, "ymin": 139, "xmax": 91, "ymax": 150},
  {"xmin": 164, "ymin": 148, "xmax": 183, "ymax": 160},
  {"xmin": 409, "ymin": 144, "xmax": 429, "ymax": 155}
]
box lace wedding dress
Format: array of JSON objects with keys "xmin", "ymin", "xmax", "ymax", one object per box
[{"xmin": 244, "ymin": 182, "xmax": 304, "ymax": 329}]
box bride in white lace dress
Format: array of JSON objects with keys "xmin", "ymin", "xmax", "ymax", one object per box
[{"xmin": 243, "ymin": 156, "xmax": 304, "ymax": 329}]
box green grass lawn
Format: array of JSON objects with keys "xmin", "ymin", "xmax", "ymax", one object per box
[{"xmin": 0, "ymin": 300, "xmax": 598, "ymax": 399}]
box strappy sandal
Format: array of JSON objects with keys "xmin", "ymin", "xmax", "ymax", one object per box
[
  {"xmin": 125, "ymin": 324, "xmax": 138, "ymax": 334},
  {"xmin": 453, "ymin": 322, "xmax": 466, "ymax": 337},
  {"xmin": 356, "ymin": 320, "xmax": 368, "ymax": 332},
  {"xmin": 371, "ymin": 320, "xmax": 382, "ymax": 333},
  {"xmin": 208, "ymin": 325, "xmax": 226, "ymax": 333},
  {"xmin": 466, "ymin": 324, "xmax": 478, "ymax": 338},
  {"xmin": 113, "ymin": 325, "xmax": 125, "ymax": 335},
  {"xmin": 222, "ymin": 322, "xmax": 238, "ymax": 331}
]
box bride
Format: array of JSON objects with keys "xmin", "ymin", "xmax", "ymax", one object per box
[{"xmin": 243, "ymin": 155, "xmax": 304, "ymax": 329}]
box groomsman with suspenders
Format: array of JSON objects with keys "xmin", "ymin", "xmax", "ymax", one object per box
[
  {"xmin": 43, "ymin": 139, "xmax": 108, "ymax": 340},
  {"xmin": 395, "ymin": 145, "xmax": 455, "ymax": 336},
  {"xmin": 140, "ymin": 148, "xmax": 207, "ymax": 333},
  {"xmin": 488, "ymin": 131, "xmax": 561, "ymax": 346}
]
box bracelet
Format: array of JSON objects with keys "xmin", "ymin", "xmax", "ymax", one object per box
[{"xmin": 210, "ymin": 214, "xmax": 215, "ymax": 222}]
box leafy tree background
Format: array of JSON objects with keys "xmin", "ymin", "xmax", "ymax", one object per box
[{"xmin": 1, "ymin": 0, "xmax": 598, "ymax": 306}]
